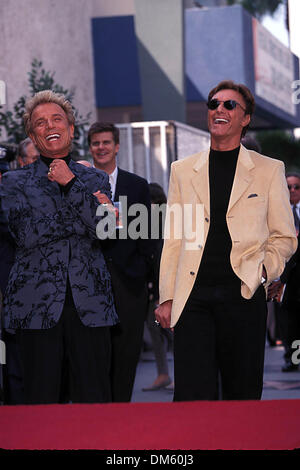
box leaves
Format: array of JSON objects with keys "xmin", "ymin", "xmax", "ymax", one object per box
[
  {"xmin": 0, "ymin": 58, "xmax": 91, "ymax": 158},
  {"xmin": 256, "ymin": 130, "xmax": 300, "ymax": 171},
  {"xmin": 226, "ymin": 0, "xmax": 284, "ymax": 20}
]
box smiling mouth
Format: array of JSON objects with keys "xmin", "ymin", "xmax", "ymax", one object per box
[
  {"xmin": 46, "ymin": 133, "xmax": 60, "ymax": 141},
  {"xmin": 214, "ymin": 118, "xmax": 229, "ymax": 124}
]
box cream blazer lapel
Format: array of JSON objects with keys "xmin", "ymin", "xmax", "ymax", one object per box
[
  {"xmin": 190, "ymin": 145, "xmax": 254, "ymax": 216},
  {"xmin": 227, "ymin": 145, "xmax": 255, "ymax": 214},
  {"xmin": 191, "ymin": 149, "xmax": 210, "ymax": 216}
]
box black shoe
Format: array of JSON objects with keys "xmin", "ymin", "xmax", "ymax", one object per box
[{"xmin": 281, "ymin": 362, "xmax": 299, "ymax": 372}]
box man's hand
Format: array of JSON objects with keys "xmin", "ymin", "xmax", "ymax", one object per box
[
  {"xmin": 155, "ymin": 300, "xmax": 173, "ymax": 330},
  {"xmin": 48, "ymin": 159, "xmax": 75, "ymax": 185},
  {"xmin": 93, "ymin": 190, "xmax": 116, "ymax": 213},
  {"xmin": 93, "ymin": 190, "xmax": 111, "ymax": 205}
]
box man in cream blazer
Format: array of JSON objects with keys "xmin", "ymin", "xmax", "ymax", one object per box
[{"xmin": 155, "ymin": 80, "xmax": 297, "ymax": 401}]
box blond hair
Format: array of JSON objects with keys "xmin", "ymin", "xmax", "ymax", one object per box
[{"xmin": 23, "ymin": 90, "xmax": 75, "ymax": 135}]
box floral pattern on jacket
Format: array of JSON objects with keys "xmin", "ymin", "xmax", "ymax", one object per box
[{"xmin": 0, "ymin": 158, "xmax": 118, "ymax": 329}]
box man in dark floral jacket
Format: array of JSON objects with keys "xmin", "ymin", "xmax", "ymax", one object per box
[{"xmin": 0, "ymin": 90, "xmax": 118, "ymax": 404}]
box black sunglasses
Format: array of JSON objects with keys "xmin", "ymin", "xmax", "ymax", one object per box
[
  {"xmin": 288, "ymin": 184, "xmax": 300, "ymax": 190},
  {"xmin": 207, "ymin": 99, "xmax": 246, "ymax": 112}
]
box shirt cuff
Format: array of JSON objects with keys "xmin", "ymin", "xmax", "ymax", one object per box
[{"xmin": 60, "ymin": 176, "xmax": 77, "ymax": 194}]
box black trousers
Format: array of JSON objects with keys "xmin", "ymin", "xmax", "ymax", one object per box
[
  {"xmin": 173, "ymin": 283, "xmax": 267, "ymax": 401},
  {"xmin": 107, "ymin": 261, "xmax": 148, "ymax": 402},
  {"xmin": 2, "ymin": 330, "xmax": 24, "ymax": 405},
  {"xmin": 16, "ymin": 284, "xmax": 112, "ymax": 405}
]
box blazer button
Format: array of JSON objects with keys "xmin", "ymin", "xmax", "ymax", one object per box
[
  {"xmin": 205, "ymin": 217, "xmax": 209, "ymax": 222},
  {"xmin": 190, "ymin": 271, "xmax": 195, "ymax": 275}
]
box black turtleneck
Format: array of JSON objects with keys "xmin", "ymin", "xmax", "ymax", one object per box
[
  {"xmin": 40, "ymin": 154, "xmax": 72, "ymax": 168},
  {"xmin": 195, "ymin": 146, "xmax": 240, "ymax": 286},
  {"xmin": 41, "ymin": 154, "xmax": 76, "ymax": 193},
  {"xmin": 40, "ymin": 154, "xmax": 77, "ymax": 298}
]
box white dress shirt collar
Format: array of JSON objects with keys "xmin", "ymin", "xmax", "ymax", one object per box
[
  {"xmin": 109, "ymin": 166, "xmax": 118, "ymax": 201},
  {"xmin": 292, "ymin": 201, "xmax": 300, "ymax": 216}
]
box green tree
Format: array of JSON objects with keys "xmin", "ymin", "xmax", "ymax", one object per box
[
  {"xmin": 0, "ymin": 59, "xmax": 91, "ymax": 159},
  {"xmin": 226, "ymin": 0, "xmax": 284, "ymax": 20},
  {"xmin": 256, "ymin": 130, "xmax": 300, "ymax": 172}
]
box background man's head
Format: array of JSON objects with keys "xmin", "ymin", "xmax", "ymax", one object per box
[
  {"xmin": 149, "ymin": 182, "xmax": 167, "ymax": 205},
  {"xmin": 286, "ymin": 172, "xmax": 300, "ymax": 205},
  {"xmin": 0, "ymin": 143, "xmax": 15, "ymax": 179},
  {"xmin": 207, "ymin": 80, "xmax": 255, "ymax": 149},
  {"xmin": 23, "ymin": 90, "xmax": 75, "ymax": 158},
  {"xmin": 88, "ymin": 122, "xmax": 120, "ymax": 174},
  {"xmin": 77, "ymin": 160, "xmax": 92, "ymax": 168},
  {"xmin": 17, "ymin": 138, "xmax": 39, "ymax": 167},
  {"xmin": 241, "ymin": 135, "xmax": 261, "ymax": 153}
]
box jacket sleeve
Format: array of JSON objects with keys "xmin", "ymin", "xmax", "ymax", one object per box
[
  {"xmin": 0, "ymin": 170, "xmax": 110, "ymax": 250},
  {"xmin": 159, "ymin": 163, "xmax": 183, "ymax": 303},
  {"xmin": 280, "ymin": 233, "xmax": 300, "ymax": 283},
  {"xmin": 63, "ymin": 171, "xmax": 111, "ymax": 240},
  {"xmin": 263, "ymin": 161, "xmax": 298, "ymax": 281}
]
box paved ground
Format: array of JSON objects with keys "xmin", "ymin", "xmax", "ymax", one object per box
[{"xmin": 131, "ymin": 339, "xmax": 300, "ymax": 403}]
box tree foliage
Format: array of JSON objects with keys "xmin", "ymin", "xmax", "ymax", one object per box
[
  {"xmin": 256, "ymin": 130, "xmax": 300, "ymax": 172},
  {"xmin": 0, "ymin": 59, "xmax": 91, "ymax": 159},
  {"xmin": 226, "ymin": 0, "xmax": 284, "ymax": 20}
]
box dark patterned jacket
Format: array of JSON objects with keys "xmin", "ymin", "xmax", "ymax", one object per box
[{"xmin": 0, "ymin": 158, "xmax": 118, "ymax": 329}]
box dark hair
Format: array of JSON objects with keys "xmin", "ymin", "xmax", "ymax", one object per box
[
  {"xmin": 149, "ymin": 182, "xmax": 167, "ymax": 205},
  {"xmin": 208, "ymin": 80, "xmax": 255, "ymax": 137},
  {"xmin": 87, "ymin": 122, "xmax": 120, "ymax": 146},
  {"xmin": 241, "ymin": 136, "xmax": 261, "ymax": 153},
  {"xmin": 286, "ymin": 172, "xmax": 300, "ymax": 180}
]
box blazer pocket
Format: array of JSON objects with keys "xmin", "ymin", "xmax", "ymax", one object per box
[{"xmin": 247, "ymin": 195, "xmax": 265, "ymax": 203}]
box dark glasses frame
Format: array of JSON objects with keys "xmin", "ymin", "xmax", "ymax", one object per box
[
  {"xmin": 288, "ymin": 184, "xmax": 300, "ymax": 190},
  {"xmin": 207, "ymin": 99, "xmax": 246, "ymax": 112}
]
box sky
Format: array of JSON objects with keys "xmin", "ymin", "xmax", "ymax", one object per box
[
  {"xmin": 262, "ymin": 1, "xmax": 300, "ymax": 136},
  {"xmin": 262, "ymin": 2, "xmax": 289, "ymax": 47},
  {"xmin": 262, "ymin": 0, "xmax": 300, "ymax": 59}
]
